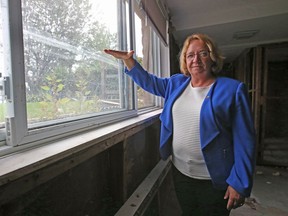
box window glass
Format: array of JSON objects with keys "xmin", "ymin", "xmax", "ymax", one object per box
[
  {"xmin": 134, "ymin": 13, "xmax": 156, "ymax": 109},
  {"xmin": 22, "ymin": 0, "xmax": 129, "ymax": 127},
  {"xmin": 0, "ymin": 0, "xmax": 162, "ymax": 150},
  {"xmin": 0, "ymin": 4, "xmax": 6, "ymax": 132}
]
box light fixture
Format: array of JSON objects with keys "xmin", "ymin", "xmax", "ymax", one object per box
[{"xmin": 233, "ymin": 30, "xmax": 259, "ymax": 40}]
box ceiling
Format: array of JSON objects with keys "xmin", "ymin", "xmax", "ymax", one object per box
[{"xmin": 163, "ymin": 0, "xmax": 288, "ymax": 63}]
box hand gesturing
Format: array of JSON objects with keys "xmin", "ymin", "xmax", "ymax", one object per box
[{"xmin": 104, "ymin": 49, "xmax": 135, "ymax": 70}]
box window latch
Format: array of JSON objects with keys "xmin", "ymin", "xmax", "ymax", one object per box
[{"xmin": 0, "ymin": 76, "xmax": 11, "ymax": 101}]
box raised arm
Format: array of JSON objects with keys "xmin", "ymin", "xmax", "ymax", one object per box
[
  {"xmin": 104, "ymin": 49, "xmax": 136, "ymax": 70},
  {"xmin": 104, "ymin": 49, "xmax": 172, "ymax": 98}
]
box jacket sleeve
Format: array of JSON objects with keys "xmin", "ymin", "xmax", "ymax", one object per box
[
  {"xmin": 124, "ymin": 60, "xmax": 169, "ymax": 98},
  {"xmin": 226, "ymin": 82, "xmax": 256, "ymax": 197}
]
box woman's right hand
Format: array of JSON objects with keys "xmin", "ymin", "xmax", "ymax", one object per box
[{"xmin": 104, "ymin": 49, "xmax": 135, "ymax": 70}]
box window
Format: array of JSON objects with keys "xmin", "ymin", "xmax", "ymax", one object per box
[
  {"xmin": 134, "ymin": 4, "xmax": 162, "ymax": 109},
  {"xmin": 23, "ymin": 0, "xmax": 133, "ymax": 123},
  {"xmin": 0, "ymin": 0, "xmax": 168, "ymax": 155},
  {"xmin": 134, "ymin": 13, "xmax": 157, "ymax": 109},
  {"xmin": 0, "ymin": 2, "xmax": 8, "ymax": 147}
]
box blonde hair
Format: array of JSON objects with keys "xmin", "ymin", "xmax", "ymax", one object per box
[{"xmin": 179, "ymin": 33, "xmax": 225, "ymax": 76}]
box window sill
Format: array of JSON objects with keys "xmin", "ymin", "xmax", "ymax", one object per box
[{"xmin": 0, "ymin": 109, "xmax": 162, "ymax": 187}]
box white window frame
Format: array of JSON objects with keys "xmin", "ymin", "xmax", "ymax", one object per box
[{"xmin": 0, "ymin": 0, "xmax": 166, "ymax": 156}]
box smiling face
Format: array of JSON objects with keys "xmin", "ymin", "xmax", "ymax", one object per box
[{"xmin": 185, "ymin": 39, "xmax": 214, "ymax": 78}]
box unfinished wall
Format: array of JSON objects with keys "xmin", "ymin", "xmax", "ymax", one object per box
[
  {"xmin": 0, "ymin": 121, "xmax": 161, "ymax": 216},
  {"xmin": 232, "ymin": 43, "xmax": 288, "ymax": 167}
]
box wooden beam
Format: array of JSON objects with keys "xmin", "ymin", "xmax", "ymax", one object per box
[{"xmin": 115, "ymin": 159, "xmax": 171, "ymax": 216}]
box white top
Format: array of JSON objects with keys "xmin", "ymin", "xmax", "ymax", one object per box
[{"xmin": 172, "ymin": 82, "xmax": 213, "ymax": 179}]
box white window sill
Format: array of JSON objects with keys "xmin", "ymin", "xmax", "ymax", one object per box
[{"xmin": 0, "ymin": 109, "xmax": 162, "ymax": 187}]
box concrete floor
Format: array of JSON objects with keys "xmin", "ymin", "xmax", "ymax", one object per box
[
  {"xmin": 161, "ymin": 165, "xmax": 288, "ymax": 216},
  {"xmin": 231, "ymin": 165, "xmax": 288, "ymax": 216}
]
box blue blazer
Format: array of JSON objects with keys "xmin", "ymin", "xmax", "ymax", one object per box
[{"xmin": 125, "ymin": 61, "xmax": 256, "ymax": 197}]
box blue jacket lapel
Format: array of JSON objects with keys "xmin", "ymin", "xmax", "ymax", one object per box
[{"xmin": 200, "ymin": 80, "xmax": 220, "ymax": 149}]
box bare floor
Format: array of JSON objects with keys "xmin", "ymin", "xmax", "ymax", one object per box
[
  {"xmin": 161, "ymin": 165, "xmax": 288, "ymax": 216},
  {"xmin": 231, "ymin": 165, "xmax": 288, "ymax": 216}
]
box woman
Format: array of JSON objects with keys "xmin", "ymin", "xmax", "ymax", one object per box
[{"xmin": 104, "ymin": 33, "xmax": 256, "ymax": 215}]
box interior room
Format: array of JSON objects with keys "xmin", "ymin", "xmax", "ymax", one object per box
[{"xmin": 0, "ymin": 0, "xmax": 287, "ymax": 215}]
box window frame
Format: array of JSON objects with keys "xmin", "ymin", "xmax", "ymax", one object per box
[{"xmin": 0, "ymin": 0, "xmax": 166, "ymax": 156}]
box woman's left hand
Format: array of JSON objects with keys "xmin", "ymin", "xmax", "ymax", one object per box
[{"xmin": 224, "ymin": 185, "xmax": 245, "ymax": 210}]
